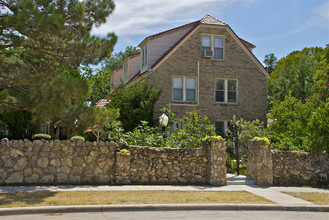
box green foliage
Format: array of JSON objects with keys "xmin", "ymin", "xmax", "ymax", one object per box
[
  {"xmin": 268, "ymin": 47, "xmax": 326, "ymax": 109},
  {"xmin": 263, "ymin": 53, "xmax": 277, "ymax": 74},
  {"xmin": 106, "ymin": 121, "xmax": 126, "ymax": 142},
  {"xmin": 267, "ymin": 95, "xmax": 312, "ymax": 151},
  {"xmin": 167, "ymin": 111, "xmax": 216, "ymax": 148},
  {"xmin": 202, "ymin": 135, "xmax": 222, "ymax": 144},
  {"xmin": 253, "ymin": 137, "xmax": 270, "ymax": 145},
  {"xmin": 109, "ymin": 81, "xmax": 163, "ymax": 131},
  {"xmin": 267, "ymin": 45, "xmax": 329, "ymax": 152},
  {"xmin": 227, "ymin": 116, "xmax": 267, "ymax": 160},
  {"xmin": 0, "ymin": 110, "xmax": 31, "ymax": 139},
  {"xmin": 107, "ymin": 109, "xmax": 217, "ymax": 149},
  {"xmin": 0, "ymin": 0, "xmax": 117, "ymax": 130},
  {"xmin": 308, "ymin": 99, "xmax": 329, "ymax": 152},
  {"xmin": 70, "ymin": 136, "xmax": 85, "ymax": 142},
  {"xmin": 32, "ymin": 134, "xmax": 51, "ymax": 140},
  {"xmin": 122, "ymin": 121, "xmax": 166, "ymax": 148},
  {"xmin": 119, "ymin": 149, "xmax": 130, "ymax": 154}
]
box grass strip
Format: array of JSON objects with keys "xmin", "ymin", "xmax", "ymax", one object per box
[
  {"xmin": 0, "ymin": 191, "xmax": 273, "ymax": 208},
  {"xmin": 282, "ymin": 192, "xmax": 329, "ymax": 205}
]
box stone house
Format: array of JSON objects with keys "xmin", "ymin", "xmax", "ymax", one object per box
[{"xmin": 105, "ymin": 15, "xmax": 269, "ymax": 134}]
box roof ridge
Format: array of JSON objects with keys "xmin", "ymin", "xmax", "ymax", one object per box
[{"xmin": 200, "ymin": 14, "xmax": 227, "ymax": 25}]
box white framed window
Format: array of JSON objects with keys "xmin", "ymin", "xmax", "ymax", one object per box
[
  {"xmin": 202, "ymin": 35, "xmax": 224, "ymax": 59},
  {"xmin": 173, "ymin": 76, "xmax": 196, "ymax": 102},
  {"xmin": 215, "ymin": 79, "xmax": 237, "ymax": 103},
  {"xmin": 141, "ymin": 45, "xmax": 148, "ymax": 67}
]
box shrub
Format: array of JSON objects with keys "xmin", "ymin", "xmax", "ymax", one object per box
[
  {"xmin": 32, "ymin": 133, "xmax": 51, "ymax": 140},
  {"xmin": 70, "ymin": 136, "xmax": 85, "ymax": 141},
  {"xmin": 253, "ymin": 137, "xmax": 270, "ymax": 145},
  {"xmin": 202, "ymin": 135, "xmax": 222, "ymax": 145},
  {"xmin": 119, "ymin": 149, "xmax": 130, "ymax": 154}
]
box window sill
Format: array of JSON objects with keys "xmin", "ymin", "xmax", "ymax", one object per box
[
  {"xmin": 215, "ymin": 102, "xmax": 238, "ymax": 105},
  {"xmin": 201, "ymin": 57, "xmax": 224, "ymax": 61},
  {"xmin": 172, "ymin": 101, "xmax": 197, "ymax": 105}
]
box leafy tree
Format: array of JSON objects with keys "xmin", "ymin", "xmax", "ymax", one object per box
[
  {"xmin": 0, "ymin": 0, "xmax": 117, "ymax": 125},
  {"xmin": 263, "ymin": 53, "xmax": 277, "ymax": 74},
  {"xmin": 108, "ymin": 81, "xmax": 162, "ymax": 131},
  {"xmin": 267, "ymin": 47, "xmax": 324, "ymax": 108},
  {"xmin": 0, "ymin": 110, "xmax": 31, "ymax": 139},
  {"xmin": 267, "ymin": 45, "xmax": 329, "ymax": 152}
]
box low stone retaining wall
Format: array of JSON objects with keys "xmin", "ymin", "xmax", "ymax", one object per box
[
  {"xmin": 247, "ymin": 140, "xmax": 329, "ymax": 186},
  {"xmin": 273, "ymin": 150, "xmax": 329, "ymax": 186},
  {"xmin": 0, "ymin": 139, "xmax": 227, "ymax": 186}
]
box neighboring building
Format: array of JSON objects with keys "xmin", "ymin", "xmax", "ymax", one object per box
[{"xmin": 106, "ymin": 15, "xmax": 269, "ymax": 134}]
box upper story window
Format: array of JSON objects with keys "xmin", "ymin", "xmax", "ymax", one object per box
[
  {"xmin": 141, "ymin": 45, "xmax": 148, "ymax": 67},
  {"xmin": 215, "ymin": 79, "xmax": 237, "ymax": 103},
  {"xmin": 202, "ymin": 35, "xmax": 223, "ymax": 59},
  {"xmin": 173, "ymin": 76, "xmax": 196, "ymax": 102}
]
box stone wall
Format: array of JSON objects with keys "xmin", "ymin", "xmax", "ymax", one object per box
[
  {"xmin": 247, "ymin": 140, "xmax": 329, "ymax": 187},
  {"xmin": 0, "ymin": 139, "xmax": 227, "ymax": 186},
  {"xmin": 273, "ymin": 151, "xmax": 329, "ymax": 186}
]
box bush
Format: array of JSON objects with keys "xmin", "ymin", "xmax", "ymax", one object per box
[
  {"xmin": 253, "ymin": 137, "xmax": 270, "ymax": 145},
  {"xmin": 106, "ymin": 109, "xmax": 217, "ymax": 149},
  {"xmin": 70, "ymin": 136, "xmax": 85, "ymax": 141},
  {"xmin": 32, "ymin": 133, "xmax": 51, "ymax": 140}
]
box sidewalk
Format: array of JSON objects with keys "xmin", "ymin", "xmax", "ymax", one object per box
[{"xmin": 0, "ymin": 183, "xmax": 329, "ymax": 215}]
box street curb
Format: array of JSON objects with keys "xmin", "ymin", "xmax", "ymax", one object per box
[{"xmin": 0, "ymin": 204, "xmax": 329, "ymax": 216}]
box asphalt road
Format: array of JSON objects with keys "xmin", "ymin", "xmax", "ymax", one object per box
[{"xmin": 0, "ymin": 211, "xmax": 328, "ymax": 220}]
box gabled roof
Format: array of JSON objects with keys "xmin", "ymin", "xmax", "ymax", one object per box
[
  {"xmin": 127, "ymin": 14, "xmax": 269, "ymax": 86},
  {"xmin": 200, "ymin": 14, "xmax": 227, "ymax": 25}
]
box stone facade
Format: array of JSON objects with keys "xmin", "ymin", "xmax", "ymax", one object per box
[
  {"xmin": 152, "ymin": 25, "xmax": 268, "ymax": 124},
  {"xmin": 273, "ymin": 151, "xmax": 329, "ymax": 186},
  {"xmin": 246, "ymin": 140, "xmax": 273, "ymax": 186},
  {"xmin": 247, "ymin": 140, "xmax": 329, "ymax": 187},
  {"xmin": 0, "ymin": 139, "xmax": 227, "ymax": 186}
]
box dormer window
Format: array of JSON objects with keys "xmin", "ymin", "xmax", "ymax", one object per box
[
  {"xmin": 141, "ymin": 45, "xmax": 148, "ymax": 67},
  {"xmin": 202, "ymin": 35, "xmax": 223, "ymax": 59}
]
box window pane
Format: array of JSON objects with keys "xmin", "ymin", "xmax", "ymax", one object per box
[
  {"xmin": 202, "ymin": 36, "xmax": 211, "ymax": 47},
  {"xmin": 173, "ymin": 77, "xmax": 183, "ymax": 88},
  {"xmin": 173, "ymin": 88, "xmax": 183, "ymax": 100},
  {"xmin": 216, "ymin": 80, "xmax": 224, "ymax": 90},
  {"xmin": 186, "ymin": 78, "xmax": 195, "ymax": 89},
  {"xmin": 186, "ymin": 89, "xmax": 195, "ymax": 101},
  {"xmin": 228, "ymin": 91, "xmax": 236, "ymax": 103},
  {"xmin": 214, "ymin": 48, "xmax": 223, "ymax": 59},
  {"xmin": 228, "ymin": 80, "xmax": 236, "ymax": 91},
  {"xmin": 216, "ymin": 91, "xmax": 224, "ymax": 102},
  {"xmin": 215, "ymin": 121, "xmax": 225, "ymax": 136},
  {"xmin": 214, "ymin": 37, "xmax": 223, "ymax": 48}
]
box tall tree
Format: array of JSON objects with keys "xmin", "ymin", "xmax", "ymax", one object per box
[
  {"xmin": 267, "ymin": 45, "xmax": 329, "ymax": 152},
  {"xmin": 267, "ymin": 47, "xmax": 325, "ymax": 110},
  {"xmin": 0, "ymin": 0, "xmax": 117, "ymax": 126},
  {"xmin": 263, "ymin": 53, "xmax": 277, "ymax": 74}
]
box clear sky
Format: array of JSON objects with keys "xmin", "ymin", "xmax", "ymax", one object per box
[{"xmin": 92, "ymin": 0, "xmax": 329, "ymax": 64}]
